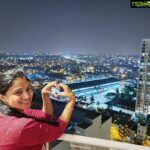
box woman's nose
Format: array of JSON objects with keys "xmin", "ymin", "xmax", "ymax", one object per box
[{"xmin": 23, "ymin": 92, "xmax": 30, "ymax": 99}]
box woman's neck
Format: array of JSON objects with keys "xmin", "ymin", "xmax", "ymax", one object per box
[{"xmin": 0, "ymin": 112, "xmax": 5, "ymax": 116}]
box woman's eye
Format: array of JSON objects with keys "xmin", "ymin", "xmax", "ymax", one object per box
[{"xmin": 15, "ymin": 91, "xmax": 23, "ymax": 95}]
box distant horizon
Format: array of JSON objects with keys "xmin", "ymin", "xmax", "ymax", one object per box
[
  {"xmin": 0, "ymin": 0, "xmax": 149, "ymax": 55},
  {"xmin": 0, "ymin": 50, "xmax": 140, "ymax": 56}
]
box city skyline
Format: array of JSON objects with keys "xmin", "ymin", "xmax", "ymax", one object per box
[
  {"xmin": 0, "ymin": 0, "xmax": 150, "ymax": 55},
  {"xmin": 0, "ymin": 39, "xmax": 150, "ymax": 147}
]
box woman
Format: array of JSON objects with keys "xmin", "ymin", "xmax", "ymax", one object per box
[{"xmin": 0, "ymin": 68, "xmax": 75, "ymax": 150}]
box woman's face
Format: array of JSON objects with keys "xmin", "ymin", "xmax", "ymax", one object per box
[{"xmin": 0, "ymin": 77, "xmax": 33, "ymax": 111}]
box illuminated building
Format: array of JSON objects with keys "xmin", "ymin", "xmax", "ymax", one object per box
[{"xmin": 135, "ymin": 39, "xmax": 150, "ymax": 115}]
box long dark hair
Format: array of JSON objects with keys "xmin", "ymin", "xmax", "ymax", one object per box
[{"xmin": 0, "ymin": 68, "xmax": 58, "ymax": 126}]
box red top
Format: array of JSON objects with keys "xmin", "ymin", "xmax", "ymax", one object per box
[{"xmin": 0, "ymin": 109, "xmax": 68, "ymax": 150}]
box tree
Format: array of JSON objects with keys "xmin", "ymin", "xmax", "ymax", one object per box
[
  {"xmin": 115, "ymin": 88, "xmax": 120, "ymax": 99},
  {"xmin": 107, "ymin": 102, "xmax": 113, "ymax": 110},
  {"xmin": 96, "ymin": 101, "xmax": 100, "ymax": 107},
  {"xmin": 90, "ymin": 94, "xmax": 94, "ymax": 103},
  {"xmin": 123, "ymin": 85, "xmax": 136, "ymax": 101},
  {"xmin": 135, "ymin": 113, "xmax": 147, "ymax": 126},
  {"xmin": 105, "ymin": 88, "xmax": 120, "ymax": 103},
  {"xmin": 83, "ymin": 96, "xmax": 87, "ymax": 102}
]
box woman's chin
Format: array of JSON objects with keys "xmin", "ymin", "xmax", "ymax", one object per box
[
  {"xmin": 18, "ymin": 103, "xmax": 31, "ymax": 111},
  {"xmin": 23, "ymin": 103, "xmax": 31, "ymax": 109}
]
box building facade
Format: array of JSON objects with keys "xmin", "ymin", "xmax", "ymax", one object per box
[{"xmin": 135, "ymin": 39, "xmax": 150, "ymax": 116}]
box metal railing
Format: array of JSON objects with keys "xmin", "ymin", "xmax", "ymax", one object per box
[{"xmin": 58, "ymin": 133, "xmax": 150, "ymax": 150}]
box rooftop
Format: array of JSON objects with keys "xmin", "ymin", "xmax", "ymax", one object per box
[{"xmin": 68, "ymin": 77, "xmax": 119, "ymax": 90}]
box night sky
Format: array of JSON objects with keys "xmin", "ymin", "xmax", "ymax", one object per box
[{"xmin": 0, "ymin": 0, "xmax": 150, "ymax": 55}]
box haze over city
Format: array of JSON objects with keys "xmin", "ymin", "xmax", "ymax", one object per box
[{"xmin": 0, "ymin": 0, "xmax": 150, "ymax": 55}]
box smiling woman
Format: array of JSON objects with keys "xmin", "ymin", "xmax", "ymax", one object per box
[
  {"xmin": 0, "ymin": 77, "xmax": 33, "ymax": 111},
  {"xmin": 0, "ymin": 69, "xmax": 32, "ymax": 116},
  {"xmin": 0, "ymin": 68, "xmax": 75, "ymax": 150}
]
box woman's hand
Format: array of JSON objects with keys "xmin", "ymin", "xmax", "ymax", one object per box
[
  {"xmin": 57, "ymin": 83, "xmax": 75, "ymax": 123},
  {"xmin": 56, "ymin": 83, "xmax": 75, "ymax": 102},
  {"xmin": 41, "ymin": 81, "xmax": 75, "ymax": 102},
  {"xmin": 41, "ymin": 81, "xmax": 59, "ymax": 115},
  {"xmin": 41, "ymin": 81, "xmax": 58, "ymax": 97}
]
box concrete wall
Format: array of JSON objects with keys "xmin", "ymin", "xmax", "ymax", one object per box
[
  {"xmin": 52, "ymin": 114, "xmax": 111, "ymax": 150},
  {"xmin": 51, "ymin": 141, "xmax": 70, "ymax": 150},
  {"xmin": 84, "ymin": 115, "xmax": 102, "ymax": 138},
  {"xmin": 100, "ymin": 117, "xmax": 112, "ymax": 140}
]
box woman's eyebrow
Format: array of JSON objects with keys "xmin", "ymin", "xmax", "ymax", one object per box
[
  {"xmin": 13, "ymin": 84, "xmax": 31, "ymax": 91},
  {"xmin": 12, "ymin": 88, "xmax": 24, "ymax": 93}
]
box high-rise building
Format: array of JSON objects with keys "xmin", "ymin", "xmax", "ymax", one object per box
[{"xmin": 135, "ymin": 39, "xmax": 150, "ymax": 116}]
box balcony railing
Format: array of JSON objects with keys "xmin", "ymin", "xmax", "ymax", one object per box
[{"xmin": 56, "ymin": 133, "xmax": 150, "ymax": 150}]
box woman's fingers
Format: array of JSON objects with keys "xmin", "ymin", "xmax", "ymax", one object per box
[
  {"xmin": 50, "ymin": 91, "xmax": 58, "ymax": 97},
  {"xmin": 47, "ymin": 81, "xmax": 58, "ymax": 89},
  {"xmin": 42, "ymin": 81, "xmax": 74, "ymax": 100},
  {"xmin": 57, "ymin": 92, "xmax": 66, "ymax": 97},
  {"xmin": 42, "ymin": 91, "xmax": 58, "ymax": 97},
  {"xmin": 42, "ymin": 81, "xmax": 58, "ymax": 92},
  {"xmin": 57, "ymin": 83, "xmax": 75, "ymax": 101},
  {"xmin": 58, "ymin": 83, "xmax": 71, "ymax": 92}
]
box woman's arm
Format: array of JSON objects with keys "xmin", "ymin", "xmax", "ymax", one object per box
[
  {"xmin": 19, "ymin": 83, "xmax": 75, "ymax": 146},
  {"xmin": 41, "ymin": 81, "xmax": 76, "ymax": 122},
  {"xmin": 23, "ymin": 109, "xmax": 54, "ymax": 121},
  {"xmin": 41, "ymin": 81, "xmax": 58, "ymax": 116},
  {"xmin": 57, "ymin": 83, "xmax": 75, "ymax": 123}
]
